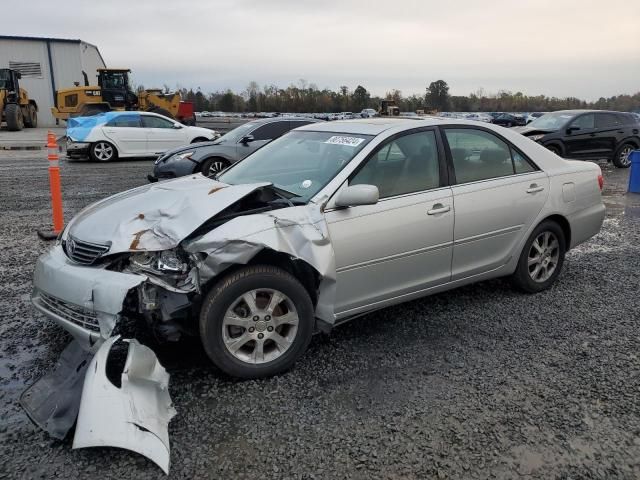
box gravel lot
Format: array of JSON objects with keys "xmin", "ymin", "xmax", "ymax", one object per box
[{"xmin": 1, "ymin": 150, "xmax": 639, "ymax": 479}]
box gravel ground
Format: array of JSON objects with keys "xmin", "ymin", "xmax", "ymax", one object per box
[{"xmin": 1, "ymin": 151, "xmax": 639, "ymax": 479}]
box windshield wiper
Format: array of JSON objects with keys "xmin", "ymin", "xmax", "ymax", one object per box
[{"xmin": 263, "ymin": 184, "xmax": 304, "ymax": 207}]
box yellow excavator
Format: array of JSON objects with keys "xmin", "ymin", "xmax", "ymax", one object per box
[
  {"xmin": 51, "ymin": 68, "xmax": 195, "ymax": 125},
  {"xmin": 0, "ymin": 68, "xmax": 38, "ymax": 131}
]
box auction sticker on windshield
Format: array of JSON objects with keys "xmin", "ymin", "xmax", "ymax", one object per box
[{"xmin": 325, "ymin": 136, "xmax": 365, "ymax": 147}]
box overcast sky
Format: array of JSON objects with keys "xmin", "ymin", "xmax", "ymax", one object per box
[{"xmin": 7, "ymin": 0, "xmax": 640, "ymax": 100}]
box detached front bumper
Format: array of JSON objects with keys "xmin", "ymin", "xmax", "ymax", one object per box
[
  {"xmin": 32, "ymin": 245, "xmax": 146, "ymax": 352},
  {"xmin": 66, "ymin": 138, "xmax": 90, "ymax": 157}
]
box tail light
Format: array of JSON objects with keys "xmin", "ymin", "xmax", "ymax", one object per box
[{"xmin": 597, "ymin": 173, "xmax": 604, "ymax": 191}]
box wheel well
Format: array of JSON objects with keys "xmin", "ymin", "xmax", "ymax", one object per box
[
  {"xmin": 201, "ymin": 249, "xmax": 321, "ymax": 307},
  {"xmin": 618, "ymin": 138, "xmax": 639, "ymax": 149},
  {"xmin": 28, "ymin": 100, "xmax": 38, "ymax": 111},
  {"xmin": 191, "ymin": 137, "xmax": 209, "ymax": 143},
  {"xmin": 198, "ymin": 156, "xmax": 229, "ymax": 172},
  {"xmin": 542, "ymin": 214, "xmax": 571, "ymax": 247}
]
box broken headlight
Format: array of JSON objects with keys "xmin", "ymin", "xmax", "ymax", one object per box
[
  {"xmin": 528, "ymin": 134, "xmax": 545, "ymax": 142},
  {"xmin": 130, "ymin": 250, "xmax": 189, "ymax": 277}
]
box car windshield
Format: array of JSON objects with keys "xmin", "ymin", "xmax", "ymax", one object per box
[
  {"xmin": 219, "ymin": 130, "xmax": 373, "ymax": 202},
  {"xmin": 218, "ymin": 122, "xmax": 257, "ymax": 143},
  {"xmin": 528, "ymin": 111, "xmax": 575, "ymax": 130}
]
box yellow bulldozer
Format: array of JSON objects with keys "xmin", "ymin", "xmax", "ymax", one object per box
[
  {"xmin": 0, "ymin": 68, "xmax": 38, "ymax": 131},
  {"xmin": 51, "ymin": 68, "xmax": 195, "ymax": 125}
]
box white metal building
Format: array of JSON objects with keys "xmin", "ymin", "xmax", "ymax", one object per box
[{"xmin": 0, "ymin": 36, "xmax": 106, "ymax": 126}]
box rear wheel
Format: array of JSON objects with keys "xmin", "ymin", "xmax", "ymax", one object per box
[
  {"xmin": 511, "ymin": 220, "xmax": 566, "ymax": 293},
  {"xmin": 4, "ymin": 104, "xmax": 24, "ymax": 131},
  {"xmin": 90, "ymin": 141, "xmax": 117, "ymax": 162},
  {"xmin": 612, "ymin": 143, "xmax": 635, "ymax": 168},
  {"xmin": 201, "ymin": 157, "xmax": 229, "ymax": 177},
  {"xmin": 199, "ymin": 265, "xmax": 314, "ymax": 379},
  {"xmin": 24, "ymin": 104, "xmax": 37, "ymax": 128}
]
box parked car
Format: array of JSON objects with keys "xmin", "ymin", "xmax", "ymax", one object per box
[
  {"xmin": 513, "ymin": 110, "xmax": 640, "ymax": 168},
  {"xmin": 361, "ymin": 108, "xmax": 378, "ymax": 118},
  {"xmin": 526, "ymin": 112, "xmax": 545, "ymax": 124},
  {"xmin": 66, "ymin": 111, "xmax": 217, "ymax": 162},
  {"xmin": 150, "ymin": 117, "xmax": 323, "ymax": 180},
  {"xmin": 492, "ymin": 113, "xmax": 526, "ymax": 127},
  {"xmin": 34, "ymin": 117, "xmax": 605, "ymax": 382}
]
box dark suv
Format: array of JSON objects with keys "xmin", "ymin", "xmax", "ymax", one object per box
[
  {"xmin": 149, "ymin": 117, "xmax": 323, "ymax": 181},
  {"xmin": 514, "ymin": 110, "xmax": 640, "ymax": 168}
]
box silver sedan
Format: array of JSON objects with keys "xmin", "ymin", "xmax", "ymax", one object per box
[{"xmin": 33, "ymin": 117, "xmax": 605, "ymax": 379}]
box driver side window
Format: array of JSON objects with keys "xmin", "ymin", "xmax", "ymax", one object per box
[
  {"xmin": 141, "ymin": 115, "xmax": 174, "ymax": 128},
  {"xmin": 570, "ymin": 114, "xmax": 595, "ymax": 130},
  {"xmin": 350, "ymin": 130, "xmax": 440, "ymax": 198}
]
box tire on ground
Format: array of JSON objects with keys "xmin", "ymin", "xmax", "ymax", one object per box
[
  {"xmin": 200, "ymin": 157, "xmax": 229, "ymax": 177},
  {"xmin": 511, "ymin": 219, "xmax": 566, "ymax": 293},
  {"xmin": 89, "ymin": 141, "xmax": 117, "ymax": 162},
  {"xmin": 612, "ymin": 142, "xmax": 636, "ymax": 168},
  {"xmin": 4, "ymin": 104, "xmax": 24, "ymax": 131},
  {"xmin": 24, "ymin": 104, "xmax": 37, "ymax": 128},
  {"xmin": 199, "ymin": 264, "xmax": 314, "ymax": 379}
]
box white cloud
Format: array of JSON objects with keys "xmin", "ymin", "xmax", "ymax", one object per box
[{"xmin": 7, "ymin": 0, "xmax": 640, "ymax": 100}]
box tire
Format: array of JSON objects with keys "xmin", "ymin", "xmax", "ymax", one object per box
[
  {"xmin": 545, "ymin": 144, "xmax": 563, "ymax": 157},
  {"xmin": 79, "ymin": 105, "xmax": 107, "ymax": 117},
  {"xmin": 89, "ymin": 141, "xmax": 117, "ymax": 162},
  {"xmin": 199, "ymin": 265, "xmax": 314, "ymax": 379},
  {"xmin": 201, "ymin": 157, "xmax": 229, "ymax": 177},
  {"xmin": 4, "ymin": 104, "xmax": 24, "ymax": 131},
  {"xmin": 24, "ymin": 104, "xmax": 37, "ymax": 128},
  {"xmin": 612, "ymin": 142, "xmax": 635, "ymax": 168},
  {"xmin": 511, "ymin": 220, "xmax": 566, "ymax": 293}
]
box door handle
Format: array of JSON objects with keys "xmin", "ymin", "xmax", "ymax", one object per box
[
  {"xmin": 526, "ymin": 184, "xmax": 545, "ymax": 194},
  {"xmin": 427, "ymin": 204, "xmax": 450, "ymax": 215}
]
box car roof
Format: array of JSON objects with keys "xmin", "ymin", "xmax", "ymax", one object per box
[
  {"xmin": 247, "ymin": 117, "xmax": 323, "ymax": 125},
  {"xmin": 296, "ymin": 116, "xmax": 456, "ymax": 135}
]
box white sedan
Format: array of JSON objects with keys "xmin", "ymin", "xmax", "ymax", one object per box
[{"xmin": 66, "ymin": 111, "xmax": 217, "ymax": 161}]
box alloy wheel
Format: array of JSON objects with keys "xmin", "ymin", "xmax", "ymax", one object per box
[
  {"xmin": 222, "ymin": 288, "xmax": 299, "ymax": 364},
  {"xmin": 207, "ymin": 161, "xmax": 227, "ymax": 177},
  {"xmin": 528, "ymin": 231, "xmax": 560, "ymax": 283},
  {"xmin": 93, "ymin": 142, "xmax": 114, "ymax": 161},
  {"xmin": 619, "ymin": 145, "xmax": 633, "ymax": 167}
]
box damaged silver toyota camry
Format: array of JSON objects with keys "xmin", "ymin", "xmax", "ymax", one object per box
[{"xmin": 26, "ymin": 118, "xmax": 605, "ymax": 472}]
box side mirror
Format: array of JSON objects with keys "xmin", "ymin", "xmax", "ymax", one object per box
[
  {"xmin": 241, "ymin": 134, "xmax": 255, "ymax": 144},
  {"xmin": 173, "ymin": 122, "xmax": 183, "ymax": 129},
  {"xmin": 335, "ymin": 184, "xmax": 379, "ymax": 208},
  {"xmin": 566, "ymin": 125, "xmax": 580, "ymax": 134}
]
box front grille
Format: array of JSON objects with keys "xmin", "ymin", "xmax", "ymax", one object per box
[
  {"xmin": 39, "ymin": 292, "xmax": 100, "ymax": 332},
  {"xmin": 64, "ymin": 236, "xmax": 110, "ymax": 265}
]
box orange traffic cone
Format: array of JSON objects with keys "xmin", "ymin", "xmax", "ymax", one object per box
[{"xmin": 37, "ymin": 131, "xmax": 65, "ymax": 240}]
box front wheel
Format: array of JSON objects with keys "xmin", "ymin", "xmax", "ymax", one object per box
[
  {"xmin": 199, "ymin": 265, "xmax": 314, "ymax": 379},
  {"xmin": 612, "ymin": 143, "xmax": 635, "ymax": 168},
  {"xmin": 201, "ymin": 157, "xmax": 229, "ymax": 177},
  {"xmin": 511, "ymin": 220, "xmax": 566, "ymax": 293},
  {"xmin": 89, "ymin": 141, "xmax": 117, "ymax": 162}
]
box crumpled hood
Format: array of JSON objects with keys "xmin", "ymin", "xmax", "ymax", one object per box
[{"xmin": 65, "ymin": 175, "xmax": 270, "ymax": 253}]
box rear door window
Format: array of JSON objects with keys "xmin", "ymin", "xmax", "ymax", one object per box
[
  {"xmin": 106, "ymin": 114, "xmax": 141, "ymax": 127},
  {"xmin": 444, "ymin": 128, "xmax": 536, "ymax": 183},
  {"xmin": 595, "ymin": 113, "xmax": 621, "ymax": 128},
  {"xmin": 250, "ymin": 121, "xmax": 291, "ymax": 141}
]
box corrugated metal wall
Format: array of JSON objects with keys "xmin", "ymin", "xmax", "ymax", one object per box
[{"xmin": 0, "ymin": 38, "xmax": 106, "ymax": 126}]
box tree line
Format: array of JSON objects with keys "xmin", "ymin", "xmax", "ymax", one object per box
[{"xmin": 156, "ymin": 79, "xmax": 639, "ymax": 113}]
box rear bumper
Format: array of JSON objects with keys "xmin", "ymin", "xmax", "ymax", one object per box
[{"xmin": 32, "ymin": 245, "xmax": 146, "ymax": 351}]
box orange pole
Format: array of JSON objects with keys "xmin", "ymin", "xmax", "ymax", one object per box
[{"xmin": 46, "ymin": 131, "xmax": 64, "ymax": 233}]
